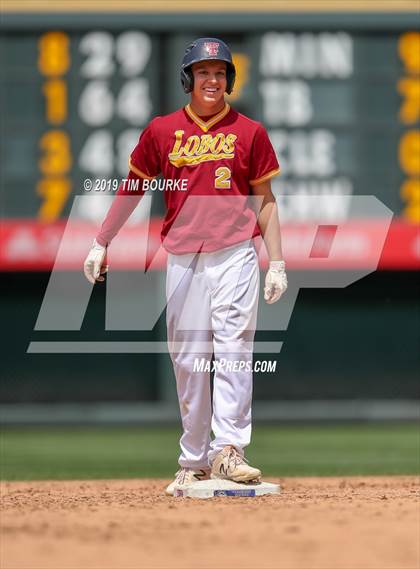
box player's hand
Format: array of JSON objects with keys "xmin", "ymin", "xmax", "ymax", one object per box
[
  {"xmin": 264, "ymin": 260, "xmax": 287, "ymax": 304},
  {"xmin": 83, "ymin": 239, "xmax": 108, "ymax": 284}
]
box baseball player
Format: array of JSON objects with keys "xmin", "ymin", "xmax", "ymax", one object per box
[{"xmin": 84, "ymin": 38, "xmax": 287, "ymax": 494}]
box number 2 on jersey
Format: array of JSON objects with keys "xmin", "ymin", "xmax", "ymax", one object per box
[{"xmin": 215, "ymin": 166, "xmax": 231, "ymax": 189}]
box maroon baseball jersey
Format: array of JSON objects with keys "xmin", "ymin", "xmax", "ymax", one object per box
[
  {"xmin": 129, "ymin": 104, "xmax": 279, "ymax": 254},
  {"xmin": 97, "ymin": 104, "xmax": 280, "ymax": 253}
]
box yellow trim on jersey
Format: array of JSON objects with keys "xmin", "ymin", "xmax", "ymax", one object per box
[
  {"xmin": 169, "ymin": 152, "xmax": 234, "ymax": 168},
  {"xmin": 128, "ymin": 159, "xmax": 156, "ymax": 180},
  {"xmin": 185, "ymin": 104, "xmax": 231, "ymax": 133},
  {"xmin": 249, "ymin": 168, "xmax": 281, "ymax": 186}
]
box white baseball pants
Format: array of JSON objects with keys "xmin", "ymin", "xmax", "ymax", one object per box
[{"xmin": 166, "ymin": 240, "xmax": 259, "ymax": 468}]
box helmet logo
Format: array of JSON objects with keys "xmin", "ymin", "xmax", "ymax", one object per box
[{"xmin": 204, "ymin": 42, "xmax": 220, "ymax": 57}]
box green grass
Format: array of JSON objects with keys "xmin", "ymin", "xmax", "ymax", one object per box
[{"xmin": 1, "ymin": 424, "xmax": 419, "ymax": 481}]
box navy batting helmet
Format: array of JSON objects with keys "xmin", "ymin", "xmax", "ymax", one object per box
[{"xmin": 180, "ymin": 38, "xmax": 236, "ymax": 95}]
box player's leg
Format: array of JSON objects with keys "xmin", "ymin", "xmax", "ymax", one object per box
[
  {"xmin": 166, "ymin": 253, "xmax": 213, "ymax": 474},
  {"xmin": 207, "ymin": 241, "xmax": 261, "ymax": 481}
]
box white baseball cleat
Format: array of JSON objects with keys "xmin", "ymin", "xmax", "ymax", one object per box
[
  {"xmin": 210, "ymin": 446, "xmax": 262, "ymax": 483},
  {"xmin": 165, "ymin": 467, "xmax": 211, "ymax": 496}
]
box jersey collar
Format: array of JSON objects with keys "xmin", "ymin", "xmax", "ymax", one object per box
[{"xmin": 185, "ymin": 103, "xmax": 230, "ymax": 133}]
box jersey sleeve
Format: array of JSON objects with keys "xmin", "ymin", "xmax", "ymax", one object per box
[
  {"xmin": 95, "ymin": 171, "xmax": 144, "ymax": 247},
  {"xmin": 129, "ymin": 119, "xmax": 161, "ymax": 179},
  {"xmin": 248, "ymin": 124, "xmax": 280, "ymax": 186}
]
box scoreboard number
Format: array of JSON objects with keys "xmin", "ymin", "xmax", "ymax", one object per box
[
  {"xmin": 398, "ymin": 32, "xmax": 420, "ymax": 74},
  {"xmin": 78, "ymin": 80, "xmax": 115, "ymax": 126},
  {"xmin": 398, "ymin": 77, "xmax": 420, "ymax": 124},
  {"xmin": 116, "ymin": 79, "xmax": 152, "ymax": 125},
  {"xmin": 399, "ymin": 130, "xmax": 420, "ymax": 177},
  {"xmin": 78, "ymin": 130, "xmax": 114, "ymax": 176},
  {"xmin": 116, "ymin": 32, "xmax": 152, "ymax": 77},
  {"xmin": 79, "ymin": 32, "xmax": 115, "ymax": 78},
  {"xmin": 39, "ymin": 131, "xmax": 72, "ymax": 176},
  {"xmin": 80, "ymin": 31, "xmax": 152, "ymax": 78},
  {"xmin": 36, "ymin": 178, "xmax": 72, "ymax": 223},
  {"xmin": 78, "ymin": 129, "xmax": 140, "ymax": 178},
  {"xmin": 42, "ymin": 79, "xmax": 67, "ymax": 124},
  {"xmin": 78, "ymin": 79, "xmax": 152, "ymax": 127},
  {"xmin": 38, "ymin": 32, "xmax": 70, "ymax": 77}
]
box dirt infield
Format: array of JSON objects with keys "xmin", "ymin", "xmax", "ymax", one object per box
[{"xmin": 1, "ymin": 476, "xmax": 419, "ymax": 569}]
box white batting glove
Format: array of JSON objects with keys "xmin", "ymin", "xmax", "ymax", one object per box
[
  {"xmin": 264, "ymin": 260, "xmax": 288, "ymax": 304},
  {"xmin": 83, "ymin": 239, "xmax": 108, "ymax": 284}
]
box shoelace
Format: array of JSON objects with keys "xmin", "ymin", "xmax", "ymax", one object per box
[
  {"xmin": 226, "ymin": 447, "xmax": 249, "ymax": 468},
  {"xmin": 175, "ymin": 468, "xmax": 189, "ymax": 484}
]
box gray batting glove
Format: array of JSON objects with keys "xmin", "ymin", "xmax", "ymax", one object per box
[
  {"xmin": 83, "ymin": 239, "xmax": 108, "ymax": 284},
  {"xmin": 264, "ymin": 260, "xmax": 288, "ymax": 304}
]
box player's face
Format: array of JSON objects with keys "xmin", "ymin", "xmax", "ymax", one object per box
[{"xmin": 191, "ymin": 60, "xmax": 227, "ymax": 113}]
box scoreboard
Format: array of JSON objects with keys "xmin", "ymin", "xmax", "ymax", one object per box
[
  {"xmin": 2, "ymin": 30, "xmax": 159, "ymax": 222},
  {"xmin": 0, "ymin": 3, "xmax": 419, "ymax": 269}
]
